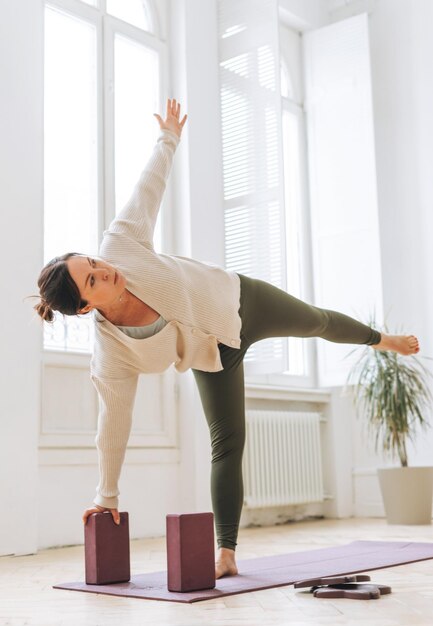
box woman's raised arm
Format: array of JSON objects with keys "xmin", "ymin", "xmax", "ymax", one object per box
[{"xmin": 105, "ymin": 98, "xmax": 187, "ymax": 248}]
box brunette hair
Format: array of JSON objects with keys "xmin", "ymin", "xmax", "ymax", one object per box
[{"xmin": 33, "ymin": 252, "xmax": 89, "ymax": 322}]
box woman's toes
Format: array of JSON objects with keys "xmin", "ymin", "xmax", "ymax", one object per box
[{"xmin": 406, "ymin": 336, "xmax": 419, "ymax": 353}]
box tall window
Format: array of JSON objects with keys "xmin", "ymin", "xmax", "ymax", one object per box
[
  {"xmin": 218, "ymin": 3, "xmax": 313, "ymax": 385},
  {"xmin": 219, "ymin": 0, "xmax": 288, "ymax": 376},
  {"xmin": 43, "ymin": 0, "xmax": 166, "ymax": 353}
]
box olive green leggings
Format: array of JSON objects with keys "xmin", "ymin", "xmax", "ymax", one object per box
[{"xmin": 192, "ymin": 274, "xmax": 381, "ymax": 551}]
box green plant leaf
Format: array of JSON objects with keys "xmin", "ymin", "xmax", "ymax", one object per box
[{"xmin": 346, "ymin": 318, "xmax": 433, "ymax": 467}]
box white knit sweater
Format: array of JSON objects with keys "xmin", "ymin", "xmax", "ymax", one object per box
[{"xmin": 91, "ymin": 129, "xmax": 241, "ymax": 509}]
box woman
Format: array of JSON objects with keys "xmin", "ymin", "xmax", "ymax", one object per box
[{"xmin": 35, "ymin": 98, "xmax": 419, "ymax": 579}]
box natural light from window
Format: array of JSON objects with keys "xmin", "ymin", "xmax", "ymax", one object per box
[
  {"xmin": 114, "ymin": 35, "xmax": 159, "ymax": 216},
  {"xmin": 43, "ymin": 1, "xmax": 162, "ymax": 353},
  {"xmin": 43, "ymin": 6, "xmax": 98, "ymax": 352},
  {"xmin": 44, "ymin": 7, "xmax": 98, "ymax": 264}
]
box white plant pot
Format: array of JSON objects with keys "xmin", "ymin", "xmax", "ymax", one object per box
[{"xmin": 377, "ymin": 467, "xmax": 433, "ymax": 525}]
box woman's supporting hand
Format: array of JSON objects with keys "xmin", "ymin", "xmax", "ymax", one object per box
[
  {"xmin": 82, "ymin": 504, "xmax": 120, "ymax": 525},
  {"xmin": 154, "ymin": 98, "xmax": 187, "ymax": 138}
]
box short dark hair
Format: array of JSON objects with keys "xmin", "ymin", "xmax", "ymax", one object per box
[{"xmin": 34, "ymin": 252, "xmax": 89, "ymax": 322}]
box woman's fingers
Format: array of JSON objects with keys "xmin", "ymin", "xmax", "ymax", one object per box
[
  {"xmin": 82, "ymin": 507, "xmax": 99, "ymax": 524},
  {"xmin": 156, "ymin": 99, "xmax": 187, "ymax": 136},
  {"xmin": 82, "ymin": 506, "xmax": 120, "ymax": 525},
  {"xmin": 167, "ymin": 98, "xmax": 176, "ymax": 116},
  {"xmin": 165, "ymin": 98, "xmax": 181, "ymax": 118}
]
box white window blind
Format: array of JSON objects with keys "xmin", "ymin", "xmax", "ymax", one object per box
[
  {"xmin": 218, "ymin": 0, "xmax": 286, "ymax": 374},
  {"xmin": 304, "ymin": 14, "xmax": 383, "ymax": 387}
]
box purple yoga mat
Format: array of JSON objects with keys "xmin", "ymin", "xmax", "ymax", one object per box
[{"xmin": 53, "ymin": 540, "xmax": 433, "ymax": 603}]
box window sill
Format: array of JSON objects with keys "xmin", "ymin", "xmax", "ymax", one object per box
[{"xmin": 245, "ymin": 383, "xmax": 331, "ymax": 403}]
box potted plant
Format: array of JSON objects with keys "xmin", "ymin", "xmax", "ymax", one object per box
[{"xmin": 347, "ymin": 326, "xmax": 433, "ymax": 524}]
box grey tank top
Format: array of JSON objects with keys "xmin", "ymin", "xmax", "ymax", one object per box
[{"xmin": 117, "ymin": 315, "xmax": 168, "ymax": 339}]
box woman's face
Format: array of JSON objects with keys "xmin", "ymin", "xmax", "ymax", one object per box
[{"xmin": 67, "ymin": 255, "xmax": 126, "ymax": 314}]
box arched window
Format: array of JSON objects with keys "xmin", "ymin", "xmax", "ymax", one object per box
[{"xmin": 43, "ymin": 0, "xmax": 167, "ymax": 352}]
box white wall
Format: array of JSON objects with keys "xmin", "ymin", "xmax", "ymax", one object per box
[
  {"xmin": 369, "ymin": 0, "xmax": 433, "ymax": 345},
  {"xmin": 4, "ymin": 0, "xmax": 432, "ymax": 554},
  {"xmin": 327, "ymin": 0, "xmax": 433, "ymax": 514},
  {"xmin": 280, "ymin": 0, "xmax": 433, "ymax": 517},
  {"xmin": 0, "ymin": 0, "xmax": 43, "ymax": 555}
]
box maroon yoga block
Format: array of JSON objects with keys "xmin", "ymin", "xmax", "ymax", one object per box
[
  {"xmin": 84, "ymin": 511, "xmax": 130, "ymax": 585},
  {"xmin": 166, "ymin": 512, "xmax": 215, "ymax": 592}
]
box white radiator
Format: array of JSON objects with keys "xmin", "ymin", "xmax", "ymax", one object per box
[{"xmin": 242, "ymin": 410, "xmax": 324, "ymax": 507}]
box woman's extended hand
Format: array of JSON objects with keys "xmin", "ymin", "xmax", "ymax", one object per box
[
  {"xmin": 154, "ymin": 98, "xmax": 187, "ymax": 138},
  {"xmin": 82, "ymin": 504, "xmax": 120, "ymax": 525}
]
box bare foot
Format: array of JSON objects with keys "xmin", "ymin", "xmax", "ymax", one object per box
[
  {"xmin": 215, "ymin": 547, "xmax": 238, "ymax": 579},
  {"xmin": 372, "ymin": 333, "xmax": 420, "ymax": 356}
]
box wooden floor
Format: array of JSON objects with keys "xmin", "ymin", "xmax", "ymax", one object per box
[{"xmin": 1, "ymin": 517, "xmax": 433, "ymax": 626}]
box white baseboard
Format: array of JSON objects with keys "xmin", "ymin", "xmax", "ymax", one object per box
[{"xmin": 240, "ymin": 502, "xmax": 325, "ymax": 529}]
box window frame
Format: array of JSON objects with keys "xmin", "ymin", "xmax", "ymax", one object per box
[
  {"xmin": 245, "ymin": 23, "xmax": 316, "ymax": 389},
  {"xmin": 40, "ymin": 0, "xmax": 177, "ymax": 452},
  {"xmin": 42, "ymin": 0, "xmax": 168, "ymax": 355}
]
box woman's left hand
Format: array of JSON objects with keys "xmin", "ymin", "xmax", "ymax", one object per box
[
  {"xmin": 82, "ymin": 504, "xmax": 120, "ymax": 525},
  {"xmin": 154, "ymin": 98, "xmax": 187, "ymax": 138}
]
